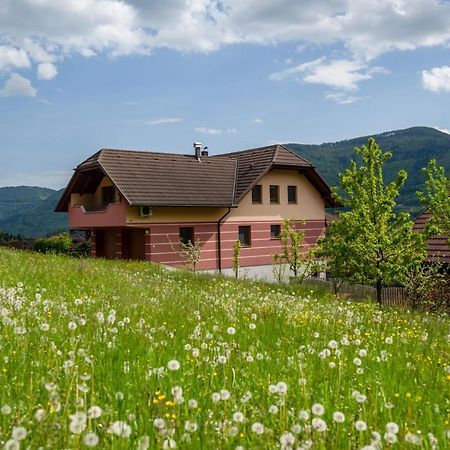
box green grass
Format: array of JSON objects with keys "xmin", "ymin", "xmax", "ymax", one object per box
[{"xmin": 0, "ymin": 248, "xmax": 448, "ymax": 449}]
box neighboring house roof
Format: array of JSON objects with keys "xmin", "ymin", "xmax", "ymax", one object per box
[
  {"xmin": 413, "ymin": 209, "xmax": 450, "ymax": 264},
  {"xmin": 56, "ymin": 144, "xmax": 335, "ymax": 211}
]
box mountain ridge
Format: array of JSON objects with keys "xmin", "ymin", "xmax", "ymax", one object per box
[{"xmin": 1, "ymin": 126, "xmax": 448, "ymax": 237}]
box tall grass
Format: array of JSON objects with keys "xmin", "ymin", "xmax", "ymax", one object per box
[{"xmin": 0, "ymin": 248, "xmax": 448, "ymax": 449}]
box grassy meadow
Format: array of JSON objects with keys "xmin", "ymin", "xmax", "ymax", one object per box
[{"xmin": 0, "ymin": 248, "xmax": 449, "ymax": 449}]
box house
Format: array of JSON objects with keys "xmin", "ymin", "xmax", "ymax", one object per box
[
  {"xmin": 413, "ymin": 209, "xmax": 450, "ymax": 265},
  {"xmin": 56, "ymin": 143, "xmax": 336, "ymax": 276}
]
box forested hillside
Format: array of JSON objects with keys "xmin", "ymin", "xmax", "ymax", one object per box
[
  {"xmin": 287, "ymin": 126, "xmax": 450, "ymax": 210},
  {"xmin": 0, "ymin": 187, "xmax": 67, "ymax": 238}
]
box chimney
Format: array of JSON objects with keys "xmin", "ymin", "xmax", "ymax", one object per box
[
  {"xmin": 201, "ymin": 146, "xmax": 209, "ymax": 157},
  {"xmin": 193, "ymin": 142, "xmax": 202, "ymax": 160}
]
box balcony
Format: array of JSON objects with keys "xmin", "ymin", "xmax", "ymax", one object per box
[{"xmin": 68, "ymin": 201, "xmax": 127, "ymax": 228}]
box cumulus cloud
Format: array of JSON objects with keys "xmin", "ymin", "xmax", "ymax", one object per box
[
  {"xmin": 37, "ymin": 62, "xmax": 57, "ymax": 80},
  {"xmin": 1, "ymin": 0, "xmax": 450, "ymax": 83},
  {"xmin": 0, "ymin": 73, "xmax": 37, "ymax": 97},
  {"xmin": 0, "ymin": 45, "xmax": 31, "ymax": 72},
  {"xmin": 270, "ymin": 57, "xmax": 387, "ymax": 102},
  {"xmin": 422, "ymin": 66, "xmax": 450, "ymax": 92}
]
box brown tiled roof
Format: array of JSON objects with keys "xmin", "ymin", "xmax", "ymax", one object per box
[
  {"xmin": 413, "ymin": 209, "xmax": 450, "ymax": 263},
  {"xmin": 56, "ymin": 144, "xmax": 335, "ymax": 211}
]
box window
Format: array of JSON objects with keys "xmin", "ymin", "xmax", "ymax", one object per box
[
  {"xmin": 288, "ymin": 185, "xmax": 297, "ymax": 204},
  {"xmin": 270, "ymin": 224, "xmax": 281, "ymax": 239},
  {"xmin": 179, "ymin": 227, "xmax": 194, "ymax": 245},
  {"xmin": 252, "ymin": 185, "xmax": 262, "ymax": 203},
  {"xmin": 270, "ymin": 185, "xmax": 280, "ymax": 204},
  {"xmin": 238, "ymin": 226, "xmax": 251, "ymax": 246},
  {"xmin": 102, "ymin": 186, "xmax": 116, "ymax": 206}
]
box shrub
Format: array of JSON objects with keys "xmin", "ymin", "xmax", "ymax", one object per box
[{"xmin": 33, "ymin": 233, "xmax": 73, "ymax": 254}]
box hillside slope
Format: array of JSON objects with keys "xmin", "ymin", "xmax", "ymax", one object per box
[
  {"xmin": 286, "ymin": 126, "xmax": 450, "ymax": 209},
  {"xmin": 0, "ymin": 187, "xmax": 67, "ymax": 237}
]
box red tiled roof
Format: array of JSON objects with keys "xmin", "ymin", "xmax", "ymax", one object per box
[
  {"xmin": 413, "ymin": 209, "xmax": 450, "ymax": 263},
  {"xmin": 56, "ymin": 144, "xmax": 335, "ymax": 211}
]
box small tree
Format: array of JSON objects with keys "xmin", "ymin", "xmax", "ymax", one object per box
[
  {"xmin": 417, "ymin": 159, "xmax": 450, "ymax": 241},
  {"xmin": 233, "ymin": 240, "xmax": 241, "ymax": 278},
  {"xmin": 179, "ymin": 240, "xmax": 201, "ymax": 272},
  {"xmin": 321, "ymin": 138, "xmax": 426, "ymax": 304},
  {"xmin": 272, "ymin": 253, "xmax": 287, "ymax": 283},
  {"xmin": 275, "ymin": 218, "xmax": 317, "ymax": 283}
]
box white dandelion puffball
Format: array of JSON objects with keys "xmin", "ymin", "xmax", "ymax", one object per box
[
  {"xmin": 333, "ymin": 411, "xmax": 345, "ymax": 423},
  {"xmin": 109, "ymin": 421, "xmax": 131, "ymax": 437},
  {"xmin": 83, "ymin": 432, "xmax": 99, "ymax": 447},
  {"xmin": 276, "ymin": 381, "xmax": 288, "ymax": 395},
  {"xmin": 384, "ymin": 432, "xmax": 398, "ymax": 444},
  {"xmin": 251, "ymin": 422, "xmax": 265, "ymax": 435},
  {"xmin": 220, "ymin": 389, "xmax": 231, "ymax": 400},
  {"xmin": 211, "ymin": 392, "xmax": 221, "ymax": 403},
  {"xmin": 12, "ymin": 426, "xmax": 27, "ymax": 441},
  {"xmin": 269, "ymin": 404, "xmax": 278, "ymax": 414},
  {"xmin": 87, "ymin": 406, "xmax": 102, "ymax": 419},
  {"xmin": 188, "ymin": 399, "xmax": 198, "ymax": 409},
  {"xmin": 311, "ymin": 403, "xmax": 325, "ymax": 416},
  {"xmin": 233, "ymin": 412, "xmax": 244, "ymax": 423},
  {"xmin": 311, "ymin": 417, "xmax": 327, "ymax": 432},
  {"xmin": 386, "ymin": 422, "xmax": 399, "ymax": 434},
  {"xmin": 298, "ymin": 410, "xmax": 309, "ymax": 421},
  {"xmin": 153, "ymin": 418, "xmax": 166, "ymax": 430},
  {"xmin": 355, "ymin": 420, "xmax": 368, "ymax": 432},
  {"xmin": 167, "ymin": 360, "xmax": 180, "ymax": 371},
  {"xmin": 227, "ymin": 327, "xmax": 236, "ymax": 335},
  {"xmin": 280, "ymin": 432, "xmax": 295, "ymax": 446},
  {"xmin": 4, "ymin": 440, "xmax": 19, "ymax": 450}
]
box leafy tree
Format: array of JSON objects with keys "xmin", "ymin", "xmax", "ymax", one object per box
[
  {"xmin": 275, "ymin": 218, "xmax": 317, "ymax": 283},
  {"xmin": 417, "ymin": 159, "xmax": 450, "ymax": 241},
  {"xmin": 320, "ymin": 138, "xmax": 426, "ymax": 304}
]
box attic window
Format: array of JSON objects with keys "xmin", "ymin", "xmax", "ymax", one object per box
[
  {"xmin": 270, "ymin": 185, "xmax": 279, "ymax": 204},
  {"xmin": 252, "ymin": 185, "xmax": 262, "ymax": 204}
]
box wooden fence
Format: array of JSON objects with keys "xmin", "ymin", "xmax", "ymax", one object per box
[{"xmin": 304, "ymin": 278, "xmax": 411, "ymax": 307}]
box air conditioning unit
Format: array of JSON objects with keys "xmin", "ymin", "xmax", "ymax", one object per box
[{"xmin": 139, "ymin": 206, "xmax": 153, "ymax": 217}]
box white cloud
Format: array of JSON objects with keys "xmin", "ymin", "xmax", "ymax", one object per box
[
  {"xmin": 0, "ymin": 73, "xmax": 37, "ymax": 97},
  {"xmin": 144, "ymin": 118, "xmax": 181, "ymax": 125},
  {"xmin": 270, "ymin": 58, "xmax": 386, "ymax": 91},
  {"xmin": 422, "ymin": 65, "xmax": 450, "ymax": 92},
  {"xmin": 194, "ymin": 127, "xmax": 223, "ymax": 135},
  {"xmin": 252, "ymin": 118, "xmax": 264, "ymax": 123},
  {"xmin": 1, "ymin": 0, "xmax": 450, "ymax": 82},
  {"xmin": 324, "ymin": 91, "xmax": 364, "ymax": 104},
  {"xmin": 194, "ymin": 126, "xmax": 238, "ymax": 135},
  {"xmin": 0, "ymin": 45, "xmax": 31, "ymax": 72},
  {"xmin": 433, "ymin": 125, "xmax": 450, "ymax": 134},
  {"xmin": 37, "ymin": 62, "xmax": 57, "ymax": 80}
]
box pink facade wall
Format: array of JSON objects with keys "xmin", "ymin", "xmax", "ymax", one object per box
[
  {"xmin": 86, "ymin": 220, "xmax": 325, "ymax": 269},
  {"xmin": 146, "ymin": 219, "xmax": 325, "ymax": 270}
]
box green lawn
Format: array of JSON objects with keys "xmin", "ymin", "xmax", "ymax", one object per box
[{"xmin": 0, "ymin": 248, "xmax": 448, "ymax": 449}]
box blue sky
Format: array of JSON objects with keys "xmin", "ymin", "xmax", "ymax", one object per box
[{"xmin": 1, "ymin": 0, "xmax": 450, "ymax": 189}]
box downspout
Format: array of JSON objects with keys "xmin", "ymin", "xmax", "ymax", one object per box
[{"xmin": 217, "ymin": 207, "xmax": 231, "ymax": 273}]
